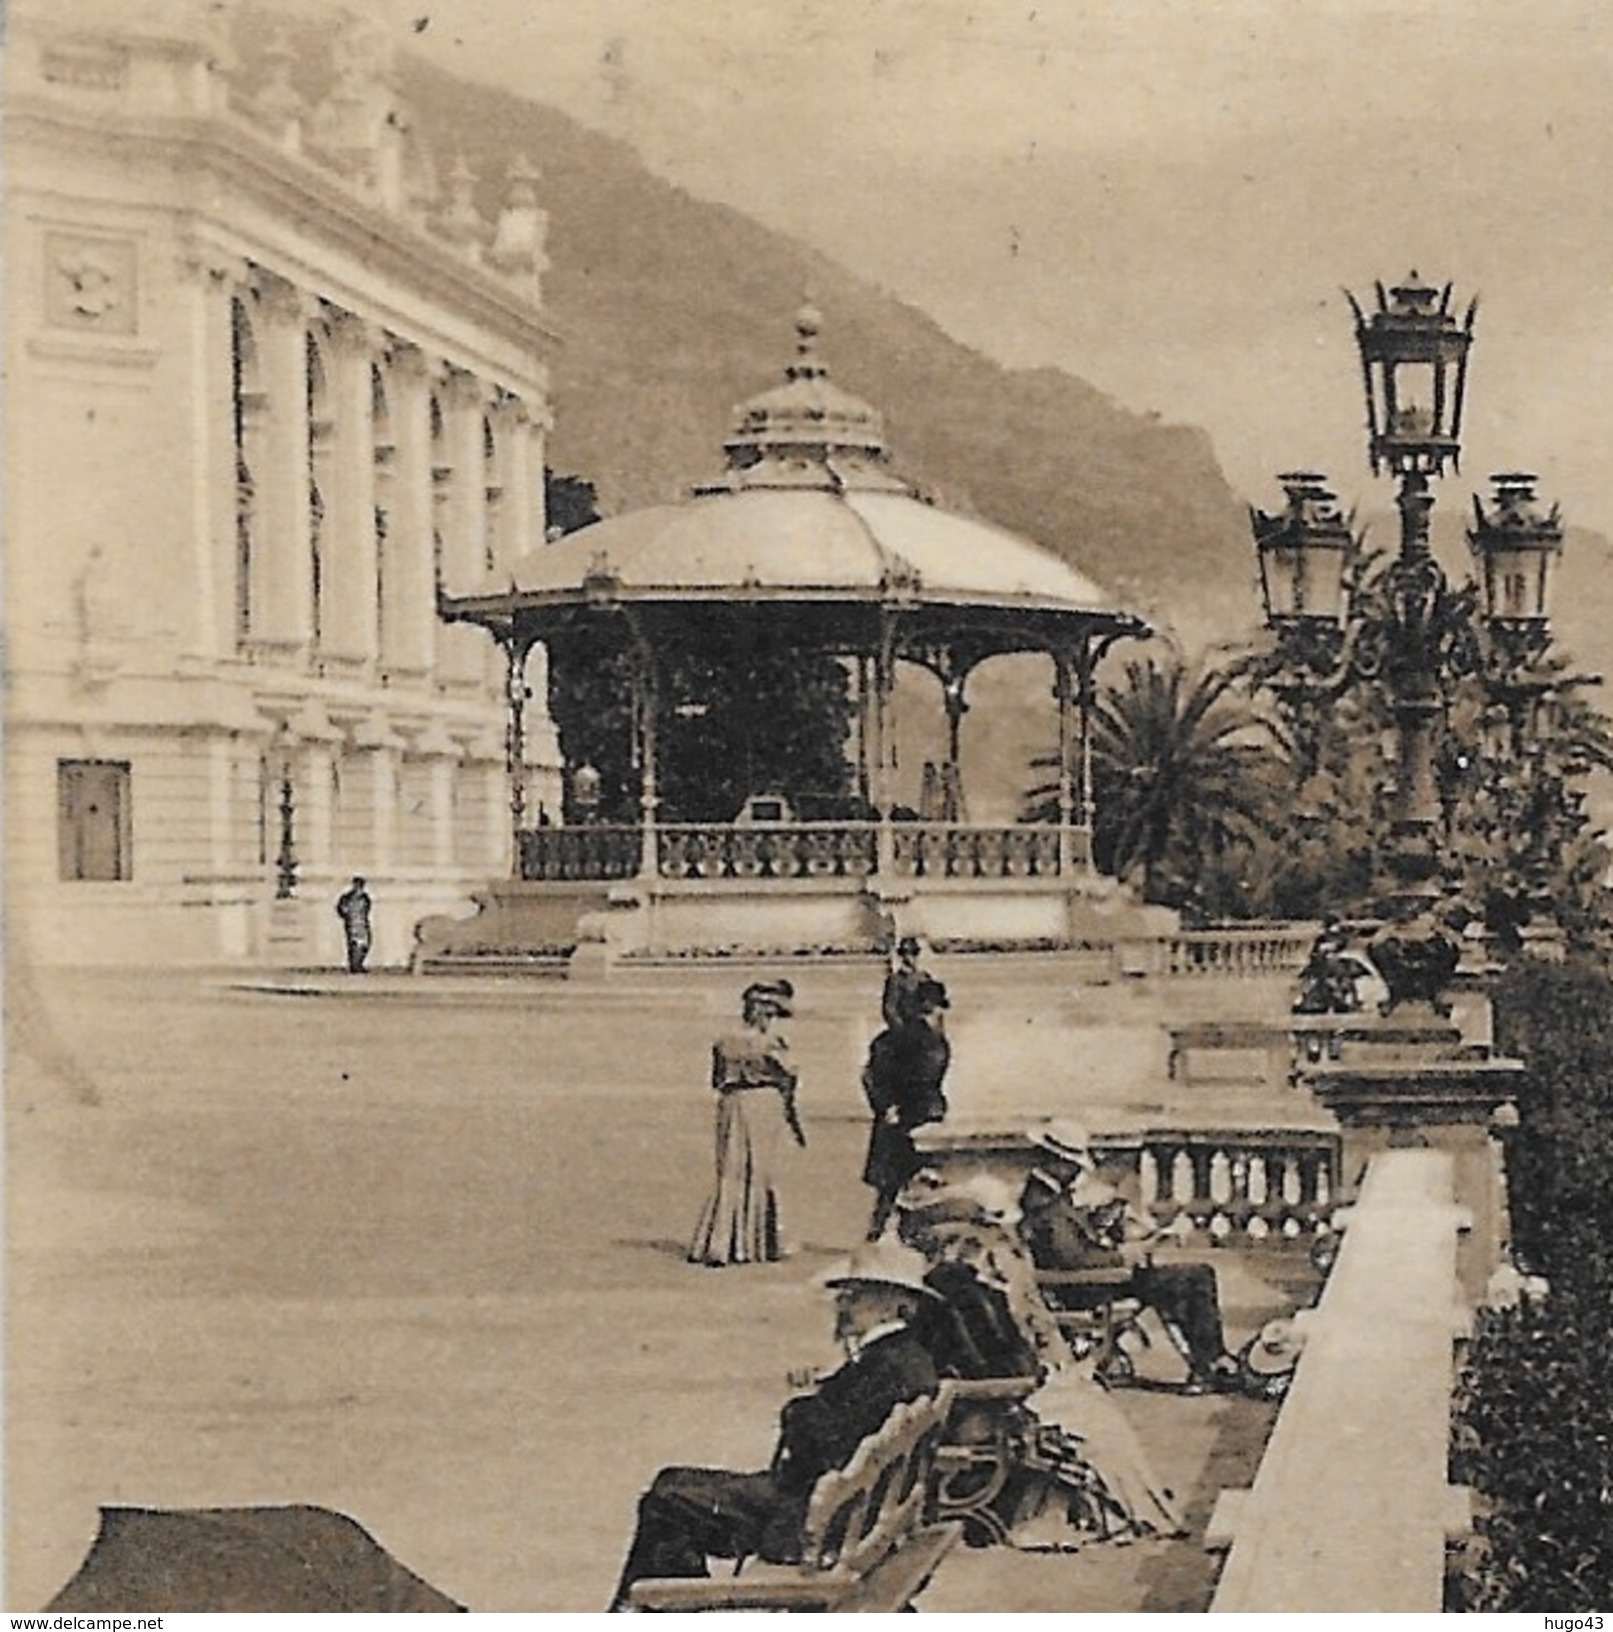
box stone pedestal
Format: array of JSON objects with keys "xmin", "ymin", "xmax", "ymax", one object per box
[{"xmin": 1301, "ymin": 1007, "xmax": 1523, "ymax": 1305}]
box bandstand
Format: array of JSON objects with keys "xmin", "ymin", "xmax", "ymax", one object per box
[{"xmin": 427, "ymin": 307, "xmax": 1164, "ymax": 967}]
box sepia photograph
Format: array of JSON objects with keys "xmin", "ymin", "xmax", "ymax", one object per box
[{"xmin": 6, "ymin": 0, "xmax": 1612, "ymax": 1615}]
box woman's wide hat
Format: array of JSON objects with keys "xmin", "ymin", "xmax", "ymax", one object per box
[
  {"xmin": 742, "ymin": 978, "xmax": 795, "ymax": 1017},
  {"xmin": 897, "ymin": 1170, "xmax": 1021, "ymax": 1230}
]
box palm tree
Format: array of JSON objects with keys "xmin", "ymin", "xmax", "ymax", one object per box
[{"xmin": 1027, "ymin": 655, "xmax": 1281, "ymax": 914}]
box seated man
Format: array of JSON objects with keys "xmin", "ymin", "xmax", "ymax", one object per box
[
  {"xmin": 606, "ymin": 1241, "xmax": 940, "ymax": 1610},
  {"xmin": 1017, "ymin": 1122, "xmax": 1239, "ymax": 1394}
]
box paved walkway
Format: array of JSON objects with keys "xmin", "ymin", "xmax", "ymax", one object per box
[{"xmin": 5, "ymin": 966, "xmax": 1311, "ymax": 1612}]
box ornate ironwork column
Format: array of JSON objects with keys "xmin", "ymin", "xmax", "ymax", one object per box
[{"xmin": 501, "ymin": 627, "xmax": 534, "ymax": 874}]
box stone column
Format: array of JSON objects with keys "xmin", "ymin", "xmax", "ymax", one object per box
[
  {"xmin": 249, "ymin": 271, "xmax": 315, "ymax": 655},
  {"xmin": 379, "ymin": 342, "xmax": 437, "ymax": 680},
  {"xmin": 320, "ymin": 310, "xmax": 381, "ymax": 668},
  {"xmin": 437, "ymin": 366, "xmax": 490, "ymax": 686},
  {"xmin": 488, "ymin": 394, "xmax": 533, "ymax": 578}
]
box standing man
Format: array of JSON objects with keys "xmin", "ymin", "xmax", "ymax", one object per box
[
  {"xmin": 861, "ymin": 978, "xmax": 952, "ymax": 1241},
  {"xmin": 335, "ymin": 876, "xmax": 373, "ymax": 974},
  {"xmin": 606, "ymin": 1240, "xmax": 940, "ymax": 1610},
  {"xmin": 880, "ymin": 935, "xmax": 932, "ymax": 1029}
]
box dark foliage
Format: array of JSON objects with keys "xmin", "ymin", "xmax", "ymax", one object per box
[
  {"xmin": 1449, "ymin": 958, "xmax": 1613, "ymax": 1611},
  {"xmin": 1240, "ymin": 593, "xmax": 1613, "ymax": 945},
  {"xmin": 544, "ymin": 470, "xmax": 602, "ymax": 538},
  {"xmin": 537, "ymin": 472, "xmax": 854, "ymax": 822}
]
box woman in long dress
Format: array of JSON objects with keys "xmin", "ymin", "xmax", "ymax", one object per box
[
  {"xmin": 687, "ymin": 979, "xmax": 804, "ymax": 1267},
  {"xmin": 896, "ymin": 1174, "xmax": 1184, "ymax": 1546}
]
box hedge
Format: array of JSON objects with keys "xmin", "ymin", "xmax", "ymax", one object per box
[{"xmin": 1449, "ymin": 957, "xmax": 1613, "ymax": 1610}]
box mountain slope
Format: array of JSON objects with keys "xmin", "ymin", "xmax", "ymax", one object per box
[{"xmin": 382, "ymin": 52, "xmax": 1260, "ymax": 653}]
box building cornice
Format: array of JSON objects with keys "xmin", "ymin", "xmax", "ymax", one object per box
[{"xmin": 6, "ymin": 98, "xmax": 562, "ymax": 365}]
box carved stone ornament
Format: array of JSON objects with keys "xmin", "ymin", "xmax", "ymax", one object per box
[{"xmin": 46, "ymin": 233, "xmax": 138, "ymax": 334}]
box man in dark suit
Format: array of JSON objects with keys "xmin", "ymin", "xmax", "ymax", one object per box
[
  {"xmin": 880, "ymin": 935, "xmax": 933, "ymax": 1029},
  {"xmin": 1018, "ymin": 1122, "xmax": 1239, "ymax": 1394},
  {"xmin": 861, "ymin": 979, "xmax": 952, "ymax": 1241},
  {"xmin": 607, "ymin": 1242, "xmax": 940, "ymax": 1610}
]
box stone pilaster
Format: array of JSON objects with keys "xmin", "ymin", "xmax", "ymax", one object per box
[{"xmin": 436, "ymin": 366, "xmax": 490, "ymax": 685}]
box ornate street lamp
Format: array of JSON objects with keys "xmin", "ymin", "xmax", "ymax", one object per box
[
  {"xmin": 1344, "ymin": 274, "xmax": 1479, "ymax": 906},
  {"xmin": 1254, "ymin": 272, "xmax": 1589, "ymax": 1000},
  {"xmin": 274, "ymin": 728, "xmax": 299, "ymax": 900},
  {"xmin": 1249, "ymin": 273, "xmax": 1486, "ymax": 1010}
]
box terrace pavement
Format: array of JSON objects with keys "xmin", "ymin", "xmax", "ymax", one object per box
[{"xmin": 5, "ymin": 962, "xmax": 1314, "ymax": 1612}]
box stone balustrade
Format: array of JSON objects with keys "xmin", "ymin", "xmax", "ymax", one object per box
[
  {"xmin": 1208, "ymin": 1148, "xmax": 1474, "ymax": 1612},
  {"xmin": 514, "ymin": 821, "xmax": 1091, "ymax": 883},
  {"xmin": 1114, "ymin": 925, "xmax": 1316, "ymax": 979},
  {"xmin": 1131, "ymin": 1129, "xmax": 1339, "ymax": 1238},
  {"xmin": 914, "ymin": 1121, "xmax": 1342, "ymax": 1242},
  {"xmin": 1164, "ymin": 926, "xmax": 1316, "ymax": 977}
]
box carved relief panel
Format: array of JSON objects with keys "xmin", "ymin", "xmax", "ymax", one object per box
[{"xmin": 44, "ymin": 232, "xmax": 139, "ymax": 335}]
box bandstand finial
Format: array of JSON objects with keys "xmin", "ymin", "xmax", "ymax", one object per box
[{"xmin": 795, "ymin": 296, "xmax": 823, "ymax": 356}]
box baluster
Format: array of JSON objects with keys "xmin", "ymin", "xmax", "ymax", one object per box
[
  {"xmin": 1138, "ymin": 1147, "xmax": 1160, "ymax": 1212},
  {"xmin": 890, "ymin": 827, "xmax": 915, "ymax": 877},
  {"xmin": 1314, "ymin": 1160, "xmax": 1331, "ymax": 1209},
  {"xmin": 1248, "ymin": 1153, "xmax": 1268, "ymax": 1207},
  {"xmin": 1209, "ymin": 1148, "xmax": 1233, "ymax": 1206},
  {"xmin": 851, "ymin": 826, "xmax": 876, "ymax": 877},
  {"xmin": 1280, "ymin": 1154, "xmax": 1303, "ymax": 1208},
  {"xmin": 1171, "ymin": 1148, "xmax": 1195, "ymax": 1212}
]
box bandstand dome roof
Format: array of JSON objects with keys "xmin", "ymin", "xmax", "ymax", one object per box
[{"xmin": 449, "ymin": 305, "xmax": 1143, "ymax": 651}]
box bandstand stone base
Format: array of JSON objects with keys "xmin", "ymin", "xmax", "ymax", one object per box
[{"xmin": 412, "ymin": 868, "xmax": 1183, "ymax": 974}]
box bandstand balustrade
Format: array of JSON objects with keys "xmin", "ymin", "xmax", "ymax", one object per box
[
  {"xmin": 514, "ymin": 821, "xmax": 1091, "ymax": 883},
  {"xmin": 516, "ymin": 823, "xmax": 641, "ymax": 881}
]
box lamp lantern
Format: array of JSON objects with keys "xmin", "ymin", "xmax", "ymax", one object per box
[
  {"xmin": 572, "ymin": 761, "xmax": 602, "ymax": 822},
  {"xmin": 1250, "ymin": 471, "xmax": 1355, "ymax": 626},
  {"xmin": 1347, "ymin": 271, "xmax": 1476, "ymax": 479},
  {"xmin": 1468, "ymin": 472, "xmax": 1563, "ymax": 626}
]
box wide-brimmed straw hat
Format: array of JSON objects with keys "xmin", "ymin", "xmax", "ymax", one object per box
[
  {"xmin": 820, "ymin": 1238, "xmax": 938, "ymax": 1299},
  {"xmin": 1243, "ymin": 1318, "xmax": 1306, "ymax": 1377},
  {"xmin": 1029, "ymin": 1120, "xmax": 1094, "ymax": 1165}
]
